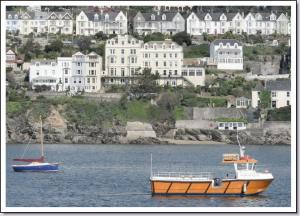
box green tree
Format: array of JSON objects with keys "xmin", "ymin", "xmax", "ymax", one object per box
[
  {"xmin": 171, "ymin": 31, "xmax": 191, "ymax": 46},
  {"xmin": 95, "ymin": 31, "xmax": 108, "ymax": 41},
  {"xmin": 144, "ymin": 32, "xmax": 165, "ymax": 43},
  {"xmin": 129, "ymin": 68, "xmax": 160, "ymax": 98},
  {"xmin": 259, "ymin": 90, "xmax": 271, "ymax": 109},
  {"xmin": 77, "ymin": 36, "xmax": 91, "ymax": 53},
  {"xmin": 44, "ymin": 39, "xmax": 63, "ymax": 53}
]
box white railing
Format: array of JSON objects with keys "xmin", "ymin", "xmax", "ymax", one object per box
[{"xmin": 152, "ymin": 171, "xmax": 214, "ymax": 180}]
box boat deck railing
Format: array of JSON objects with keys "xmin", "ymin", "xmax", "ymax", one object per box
[{"xmin": 152, "ymin": 171, "xmax": 214, "ymax": 180}]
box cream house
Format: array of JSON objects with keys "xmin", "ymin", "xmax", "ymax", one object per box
[
  {"xmin": 251, "ymin": 79, "xmax": 291, "ymax": 109},
  {"xmin": 133, "ymin": 11, "xmax": 185, "ymax": 35},
  {"xmin": 76, "ymin": 10, "xmax": 127, "ymax": 36},
  {"xmin": 104, "ymin": 35, "xmax": 186, "ymax": 87},
  {"xmin": 6, "ymin": 11, "xmax": 21, "ymax": 33},
  {"xmin": 210, "ymin": 39, "xmax": 243, "ymax": 70}
]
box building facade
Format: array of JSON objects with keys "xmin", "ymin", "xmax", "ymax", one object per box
[
  {"xmin": 6, "ymin": 11, "xmax": 73, "ymax": 35},
  {"xmin": 251, "ymin": 79, "xmax": 291, "ymax": 109},
  {"xmin": 30, "ymin": 52, "xmax": 102, "ymax": 93},
  {"xmin": 133, "ymin": 11, "xmax": 185, "ymax": 35},
  {"xmin": 76, "ymin": 10, "xmax": 127, "ymax": 36},
  {"xmin": 186, "ymin": 11, "xmax": 291, "ymax": 36},
  {"xmin": 29, "ymin": 60, "xmax": 61, "ymax": 91},
  {"xmin": 210, "ymin": 39, "xmax": 243, "ymax": 70},
  {"xmin": 104, "ymin": 35, "xmax": 188, "ymax": 87}
]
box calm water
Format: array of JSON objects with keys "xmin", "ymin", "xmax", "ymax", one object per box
[{"xmin": 6, "ymin": 144, "xmax": 290, "ymax": 207}]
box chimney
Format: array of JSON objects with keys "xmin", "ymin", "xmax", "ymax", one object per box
[
  {"xmin": 100, "ymin": 9, "xmax": 103, "ymax": 15},
  {"xmin": 242, "ymin": 12, "xmax": 244, "ymax": 17}
]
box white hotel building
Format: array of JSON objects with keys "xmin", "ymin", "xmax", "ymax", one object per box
[
  {"xmin": 104, "ymin": 35, "xmax": 205, "ymax": 87},
  {"xmin": 76, "ymin": 10, "xmax": 127, "ymax": 36},
  {"xmin": 30, "ymin": 52, "xmax": 102, "ymax": 93},
  {"xmin": 186, "ymin": 11, "xmax": 290, "ymax": 36}
]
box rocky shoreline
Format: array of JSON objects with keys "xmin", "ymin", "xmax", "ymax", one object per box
[{"xmin": 7, "ymin": 115, "xmax": 291, "ymax": 146}]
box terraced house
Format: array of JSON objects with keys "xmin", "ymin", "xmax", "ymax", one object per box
[
  {"xmin": 133, "ymin": 11, "xmax": 185, "ymax": 35},
  {"xmin": 186, "ymin": 11, "xmax": 290, "ymax": 36},
  {"xmin": 75, "ymin": 10, "xmax": 127, "ymax": 35},
  {"xmin": 6, "ymin": 11, "xmax": 73, "ymax": 35}
]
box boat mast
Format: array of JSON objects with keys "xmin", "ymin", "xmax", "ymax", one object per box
[
  {"xmin": 236, "ymin": 130, "xmax": 245, "ymax": 158},
  {"xmin": 40, "ymin": 115, "xmax": 44, "ymax": 158}
]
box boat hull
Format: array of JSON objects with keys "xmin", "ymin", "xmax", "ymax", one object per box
[
  {"xmin": 150, "ymin": 179, "xmax": 273, "ymax": 196},
  {"xmin": 12, "ymin": 163, "xmax": 60, "ymax": 172}
]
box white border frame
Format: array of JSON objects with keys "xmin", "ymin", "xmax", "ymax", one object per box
[{"xmin": 1, "ymin": 0, "xmax": 297, "ymax": 213}]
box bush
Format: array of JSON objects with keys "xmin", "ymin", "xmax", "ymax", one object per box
[
  {"xmin": 34, "ymin": 85, "xmax": 51, "ymax": 93},
  {"xmin": 183, "ymin": 44, "xmax": 209, "ymax": 58},
  {"xmin": 144, "ymin": 32, "xmax": 165, "ymax": 43},
  {"xmin": 172, "ymin": 31, "xmax": 191, "ymax": 46},
  {"xmin": 267, "ymin": 106, "xmax": 291, "ymax": 121}
]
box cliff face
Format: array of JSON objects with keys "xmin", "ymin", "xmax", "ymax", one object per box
[{"xmin": 6, "ymin": 107, "xmax": 290, "ymax": 145}]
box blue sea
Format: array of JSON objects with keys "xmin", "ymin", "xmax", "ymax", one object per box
[{"xmin": 6, "ymin": 144, "xmax": 291, "ymax": 207}]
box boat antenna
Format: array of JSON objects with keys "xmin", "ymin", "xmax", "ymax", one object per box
[
  {"xmin": 237, "ymin": 130, "xmax": 245, "ymax": 158},
  {"xmin": 40, "ymin": 115, "xmax": 44, "ymax": 159}
]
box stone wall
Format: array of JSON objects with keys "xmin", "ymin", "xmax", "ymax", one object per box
[
  {"xmin": 192, "ymin": 107, "xmax": 247, "ymax": 120},
  {"xmin": 126, "ymin": 121, "xmax": 157, "ymax": 140}
]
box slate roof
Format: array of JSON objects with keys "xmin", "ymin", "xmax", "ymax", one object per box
[
  {"xmin": 139, "ymin": 12, "xmax": 179, "ymax": 21},
  {"xmin": 82, "ymin": 11, "xmax": 121, "ymax": 21},
  {"xmin": 211, "ymin": 39, "xmax": 242, "ymax": 46},
  {"xmin": 31, "ymin": 59, "xmax": 57, "ymax": 65},
  {"xmin": 253, "ymin": 80, "xmax": 291, "ymax": 91},
  {"xmin": 6, "ymin": 11, "xmax": 21, "ymax": 19}
]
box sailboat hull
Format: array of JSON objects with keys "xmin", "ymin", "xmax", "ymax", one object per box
[{"xmin": 12, "ymin": 163, "xmax": 60, "ymax": 172}]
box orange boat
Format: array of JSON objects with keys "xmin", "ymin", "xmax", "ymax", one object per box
[{"xmin": 150, "ymin": 134, "xmax": 274, "ymax": 196}]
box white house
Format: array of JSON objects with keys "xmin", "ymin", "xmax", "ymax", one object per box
[
  {"xmin": 181, "ymin": 59, "xmax": 206, "ymax": 87},
  {"xmin": 30, "ymin": 52, "xmax": 102, "ymax": 93},
  {"xmin": 251, "ymin": 79, "xmax": 291, "ymax": 109},
  {"xmin": 186, "ymin": 11, "xmax": 290, "ymax": 36},
  {"xmin": 6, "ymin": 49, "xmax": 17, "ymax": 69},
  {"xmin": 47, "ymin": 12, "xmax": 73, "ymax": 34},
  {"xmin": 29, "ymin": 59, "xmax": 61, "ymax": 91},
  {"xmin": 76, "ymin": 10, "xmax": 127, "ymax": 36},
  {"xmin": 6, "ymin": 11, "xmax": 21, "ymax": 33},
  {"xmin": 210, "ymin": 39, "xmax": 243, "ymax": 70},
  {"xmin": 71, "ymin": 52, "xmax": 102, "ymax": 92},
  {"xmin": 133, "ymin": 11, "xmax": 185, "ymax": 35},
  {"xmin": 104, "ymin": 34, "xmax": 143, "ymax": 85}
]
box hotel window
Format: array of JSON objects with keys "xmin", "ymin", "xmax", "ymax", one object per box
[
  {"xmin": 121, "ymin": 58, "xmax": 125, "ymax": 64},
  {"xmin": 174, "ymin": 70, "xmax": 177, "ymax": 75},
  {"xmin": 189, "ymin": 70, "xmax": 195, "ymax": 76},
  {"xmin": 182, "ymin": 70, "xmax": 187, "ymax": 76},
  {"xmin": 156, "ymin": 61, "xmax": 158, "ymax": 67},
  {"xmin": 170, "ymin": 53, "xmax": 172, "ymax": 58},
  {"xmin": 110, "ymin": 68, "xmax": 114, "ymax": 76},
  {"xmin": 271, "ymin": 91, "xmax": 277, "ymax": 97},
  {"xmin": 131, "ymin": 68, "xmax": 134, "ymax": 76},
  {"xmin": 164, "ymin": 62, "xmax": 166, "ymax": 66},
  {"xmin": 87, "ymin": 78, "xmax": 90, "ymax": 83},
  {"xmin": 287, "ymin": 100, "xmax": 290, "ymax": 106},
  {"xmin": 92, "ymin": 78, "xmax": 95, "ymax": 83},
  {"xmin": 164, "ymin": 53, "xmax": 166, "ymax": 58},
  {"xmin": 287, "ymin": 92, "xmax": 290, "ymax": 97},
  {"xmin": 65, "ymin": 78, "xmax": 68, "ymax": 83},
  {"xmin": 163, "ymin": 70, "xmax": 167, "ymax": 75},
  {"xmin": 64, "ymin": 69, "xmax": 68, "ymax": 74},
  {"xmin": 121, "ymin": 49, "xmax": 124, "ymax": 54},
  {"xmin": 196, "ymin": 70, "xmax": 202, "ymax": 76},
  {"xmin": 111, "ymin": 57, "xmax": 114, "ymax": 63},
  {"xmin": 77, "ymin": 70, "xmax": 81, "ymax": 74},
  {"xmin": 121, "ymin": 68, "xmax": 125, "ymax": 76},
  {"xmin": 131, "ymin": 57, "xmax": 134, "ymax": 64},
  {"xmin": 156, "ymin": 53, "xmax": 158, "ymax": 58}
]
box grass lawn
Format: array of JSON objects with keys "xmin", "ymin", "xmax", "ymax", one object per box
[{"xmin": 183, "ymin": 44, "xmax": 209, "ymax": 58}]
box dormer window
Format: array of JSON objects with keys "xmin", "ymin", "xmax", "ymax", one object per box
[
  {"xmin": 226, "ymin": 43, "xmax": 230, "ymax": 48},
  {"xmin": 151, "ymin": 14, "xmax": 155, "ymax": 20},
  {"xmin": 154, "ymin": 44, "xmax": 157, "ymax": 50},
  {"xmin": 94, "ymin": 14, "xmax": 99, "ymax": 20},
  {"xmin": 145, "ymin": 45, "xmax": 148, "ymax": 49},
  {"xmin": 162, "ymin": 14, "xmax": 166, "ymax": 21},
  {"xmin": 171, "ymin": 44, "xmax": 175, "ymax": 49},
  {"xmin": 8, "ymin": 14, "xmax": 12, "ymax": 19},
  {"xmin": 219, "ymin": 43, "xmax": 223, "ymax": 47},
  {"xmin": 234, "ymin": 43, "xmax": 238, "ymax": 48},
  {"xmin": 222, "ymin": 15, "xmax": 225, "ymax": 19},
  {"xmin": 131, "ymin": 40, "xmax": 135, "ymax": 45},
  {"xmin": 14, "ymin": 14, "xmax": 18, "ymax": 19},
  {"xmin": 81, "ymin": 15, "xmax": 84, "ymax": 20},
  {"xmin": 162, "ymin": 44, "xmax": 166, "ymax": 49},
  {"xmin": 137, "ymin": 17, "xmax": 141, "ymax": 21},
  {"xmin": 105, "ymin": 14, "xmax": 109, "ymax": 21}
]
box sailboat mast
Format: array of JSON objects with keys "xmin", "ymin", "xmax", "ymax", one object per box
[{"xmin": 40, "ymin": 115, "xmax": 44, "ymax": 157}]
